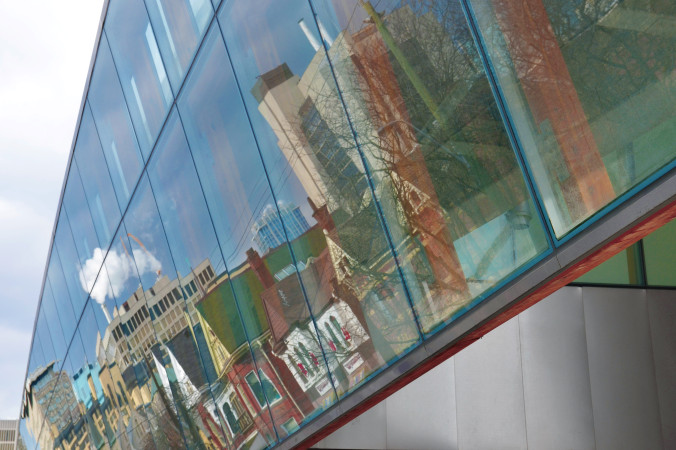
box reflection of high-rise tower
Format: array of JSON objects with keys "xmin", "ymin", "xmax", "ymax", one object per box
[
  {"xmin": 252, "ymin": 201, "xmax": 310, "ymax": 254},
  {"xmin": 23, "ymin": 363, "xmax": 81, "ymax": 450},
  {"xmin": 252, "ymin": 64, "xmax": 368, "ymax": 215}
]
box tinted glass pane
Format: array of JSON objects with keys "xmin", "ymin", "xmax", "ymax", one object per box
[
  {"xmin": 148, "ymin": 110, "xmax": 235, "ymax": 442},
  {"xmin": 40, "ymin": 283, "xmax": 69, "ymax": 364},
  {"xmin": 468, "ymin": 0, "xmax": 676, "ymax": 237},
  {"xmin": 88, "ymin": 35, "xmax": 145, "ymax": 209},
  {"xmin": 46, "ymin": 250, "xmax": 79, "ymax": 342},
  {"xmin": 54, "ymin": 212, "xmax": 88, "ymax": 315},
  {"xmin": 78, "ymin": 299, "xmax": 148, "ymax": 446},
  {"xmin": 35, "ymin": 370, "xmax": 81, "ymax": 450},
  {"xmin": 74, "ymin": 104, "xmax": 122, "ymax": 249},
  {"xmin": 106, "ymin": 0, "xmax": 173, "ymax": 158},
  {"xmin": 219, "ymin": 0, "xmax": 426, "ymax": 408},
  {"xmin": 61, "ymin": 345, "xmax": 94, "ymax": 449},
  {"xmin": 125, "ymin": 175, "xmax": 225, "ymax": 447},
  {"xmin": 98, "ymin": 225, "xmax": 186, "ymax": 448},
  {"xmin": 145, "ymin": 0, "xmax": 213, "ymax": 89},
  {"xmin": 644, "ymin": 218, "xmax": 676, "ymax": 286},
  {"xmin": 179, "ymin": 25, "xmax": 331, "ymax": 441},
  {"xmin": 309, "ymin": 0, "xmax": 549, "ymax": 334}
]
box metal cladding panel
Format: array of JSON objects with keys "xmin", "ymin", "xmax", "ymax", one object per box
[
  {"xmin": 454, "ymin": 317, "xmax": 527, "ymax": 450},
  {"xmin": 385, "ymin": 357, "xmax": 457, "ymax": 449},
  {"xmin": 583, "ymin": 287, "xmax": 663, "ymax": 449},
  {"xmin": 313, "ymin": 401, "xmax": 387, "ymax": 449},
  {"xmin": 647, "ymin": 289, "xmax": 676, "ymax": 448},
  {"xmin": 519, "ymin": 286, "xmax": 595, "ymax": 450}
]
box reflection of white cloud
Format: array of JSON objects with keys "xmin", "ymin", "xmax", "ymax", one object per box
[{"xmin": 79, "ymin": 247, "xmax": 161, "ymax": 305}]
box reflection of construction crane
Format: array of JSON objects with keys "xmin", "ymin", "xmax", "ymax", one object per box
[{"xmin": 120, "ymin": 233, "xmax": 162, "ymax": 279}]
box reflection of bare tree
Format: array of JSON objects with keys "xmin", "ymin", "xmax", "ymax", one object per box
[{"xmin": 302, "ymin": 0, "xmax": 537, "ymax": 330}]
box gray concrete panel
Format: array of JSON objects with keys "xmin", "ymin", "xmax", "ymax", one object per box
[
  {"xmin": 647, "ymin": 289, "xmax": 676, "ymax": 448},
  {"xmin": 315, "ymin": 401, "xmax": 387, "ymax": 449},
  {"xmin": 454, "ymin": 317, "xmax": 527, "ymax": 450},
  {"xmin": 519, "ymin": 286, "xmax": 596, "ymax": 449},
  {"xmin": 385, "ymin": 358, "xmax": 457, "ymax": 449},
  {"xmin": 583, "ymin": 287, "xmax": 663, "ymax": 449}
]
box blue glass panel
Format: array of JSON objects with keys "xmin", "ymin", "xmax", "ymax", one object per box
[
  {"xmin": 54, "ymin": 213, "xmax": 88, "ymax": 315},
  {"xmin": 40, "ymin": 282, "xmax": 70, "ymax": 363},
  {"xmin": 311, "ymin": 0, "xmax": 549, "ymax": 334},
  {"xmin": 124, "ymin": 175, "xmax": 220, "ymax": 447},
  {"xmin": 98, "ymin": 225, "xmax": 188, "ymax": 447},
  {"xmin": 144, "ymin": 0, "xmax": 213, "ymax": 89},
  {"xmin": 147, "ymin": 110, "xmax": 257, "ymax": 443},
  {"xmin": 73, "ymin": 104, "xmax": 122, "ymax": 249},
  {"xmin": 219, "ymin": 0, "xmax": 424, "ymax": 403},
  {"xmin": 62, "ymin": 163, "xmax": 102, "ymax": 269},
  {"xmin": 60, "ymin": 341, "xmax": 95, "ymax": 449},
  {"xmin": 467, "ymin": 0, "xmax": 676, "ymax": 237},
  {"xmin": 105, "ymin": 0, "xmax": 173, "ymax": 158},
  {"xmin": 88, "ymin": 35, "xmax": 144, "ymax": 209},
  {"xmin": 179, "ymin": 24, "xmax": 338, "ymax": 440},
  {"xmin": 46, "ymin": 249, "xmax": 79, "ymax": 340}
]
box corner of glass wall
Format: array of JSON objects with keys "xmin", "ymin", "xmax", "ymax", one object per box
[
  {"xmin": 309, "ymin": 0, "xmax": 550, "ymax": 335},
  {"xmin": 465, "ymin": 0, "xmax": 676, "ymax": 239}
]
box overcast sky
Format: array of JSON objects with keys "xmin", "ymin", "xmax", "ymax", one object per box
[{"xmin": 0, "ymin": 0, "xmax": 104, "ymax": 418}]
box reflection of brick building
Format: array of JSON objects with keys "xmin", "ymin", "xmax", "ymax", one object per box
[{"xmin": 195, "ymin": 252, "xmax": 312, "ymax": 446}]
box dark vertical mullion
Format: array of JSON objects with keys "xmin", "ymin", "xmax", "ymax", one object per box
[{"xmin": 458, "ymin": 0, "xmax": 557, "ymax": 249}]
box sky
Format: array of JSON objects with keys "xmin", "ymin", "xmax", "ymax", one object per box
[{"xmin": 0, "ymin": 0, "xmax": 104, "ymax": 418}]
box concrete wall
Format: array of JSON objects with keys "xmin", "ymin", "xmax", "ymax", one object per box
[{"xmin": 314, "ymin": 286, "xmax": 676, "ymax": 449}]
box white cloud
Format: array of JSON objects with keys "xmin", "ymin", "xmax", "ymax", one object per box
[
  {"xmin": 79, "ymin": 247, "xmax": 162, "ymax": 306},
  {"xmin": 0, "ymin": 0, "xmax": 105, "ymax": 420}
]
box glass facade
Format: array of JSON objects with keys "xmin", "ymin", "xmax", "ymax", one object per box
[{"xmin": 19, "ymin": 0, "xmax": 676, "ymax": 449}]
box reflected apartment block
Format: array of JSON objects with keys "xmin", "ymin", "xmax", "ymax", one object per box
[{"xmin": 18, "ymin": 0, "xmax": 676, "ymax": 449}]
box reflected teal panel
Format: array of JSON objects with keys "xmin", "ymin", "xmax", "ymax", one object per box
[
  {"xmin": 105, "ymin": 0, "xmax": 173, "ymax": 158},
  {"xmin": 311, "ymin": 0, "xmax": 549, "ymax": 334},
  {"xmin": 61, "ymin": 346, "xmax": 96, "ymax": 449},
  {"xmin": 467, "ymin": 0, "xmax": 676, "ymax": 237},
  {"xmin": 219, "ymin": 0, "xmax": 424, "ymax": 405},
  {"xmin": 644, "ymin": 218, "xmax": 676, "ymax": 287},
  {"xmin": 144, "ymin": 0, "xmax": 213, "ymax": 89},
  {"xmin": 88, "ymin": 35, "xmax": 144, "ymax": 209},
  {"xmin": 74, "ymin": 104, "xmax": 122, "ymax": 249},
  {"xmin": 179, "ymin": 23, "xmax": 330, "ymax": 442}
]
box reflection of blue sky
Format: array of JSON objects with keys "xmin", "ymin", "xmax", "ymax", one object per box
[
  {"xmin": 179, "ymin": 27, "xmax": 312, "ymax": 267},
  {"xmin": 124, "ymin": 176, "xmax": 178, "ymax": 291},
  {"xmin": 149, "ymin": 111, "xmax": 225, "ymax": 277}
]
